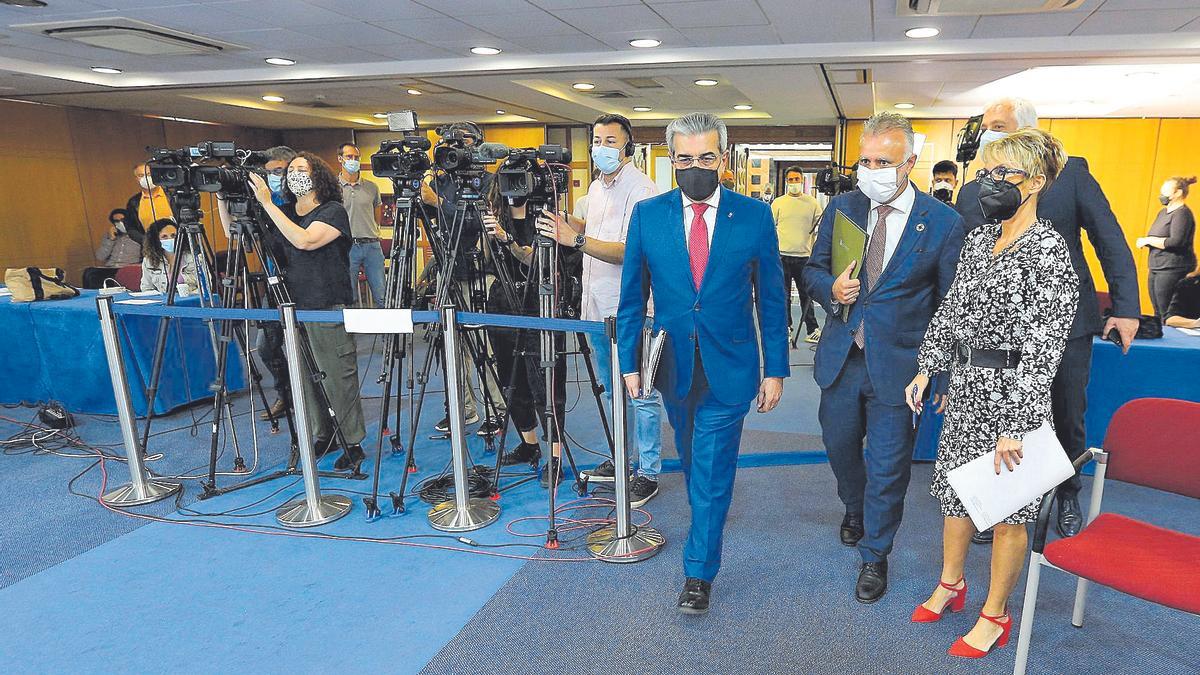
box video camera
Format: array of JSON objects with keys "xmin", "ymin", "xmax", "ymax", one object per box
[
  {"xmin": 815, "ymin": 163, "xmax": 855, "ymax": 197},
  {"xmin": 496, "ymin": 145, "xmax": 572, "ymax": 211},
  {"xmin": 146, "ymin": 141, "xmax": 264, "ymax": 197},
  {"xmin": 955, "ymin": 114, "xmax": 984, "ymax": 164},
  {"xmin": 370, "ymin": 109, "xmax": 432, "ymax": 187}
]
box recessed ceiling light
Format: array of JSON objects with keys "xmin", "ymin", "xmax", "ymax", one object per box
[
  {"xmin": 894, "ymin": 102, "xmax": 915, "ymax": 109},
  {"xmin": 261, "ymin": 95, "xmax": 284, "ymax": 103},
  {"xmin": 495, "ymin": 109, "xmax": 506, "ymax": 115},
  {"xmin": 572, "ymin": 82, "xmax": 596, "ymax": 90},
  {"xmin": 632, "ymin": 106, "xmax": 652, "ymax": 112},
  {"xmin": 629, "ymin": 39, "xmax": 661, "ymax": 48},
  {"xmin": 373, "ymin": 112, "xmax": 388, "ymax": 119},
  {"xmin": 406, "ymin": 88, "xmax": 422, "ymax": 95},
  {"xmin": 471, "ymin": 46, "xmax": 501, "ymax": 55},
  {"xmin": 905, "ymin": 27, "xmax": 940, "ymax": 39},
  {"xmin": 264, "ymin": 57, "xmax": 295, "ymax": 66},
  {"xmin": 733, "ymin": 104, "xmax": 753, "ymax": 110},
  {"xmin": 90, "ymin": 66, "xmax": 122, "ymax": 74},
  {"xmin": 694, "ymin": 79, "xmax": 719, "ymax": 87}
]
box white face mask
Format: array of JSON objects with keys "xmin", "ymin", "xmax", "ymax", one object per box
[
  {"xmin": 287, "ymin": 171, "xmax": 314, "ymax": 198},
  {"xmin": 932, "ymin": 180, "xmax": 954, "ymax": 193},
  {"xmin": 138, "ymin": 176, "xmax": 154, "ymax": 190},
  {"xmin": 786, "ymin": 183, "xmax": 803, "ymax": 196},
  {"xmin": 856, "ymin": 164, "xmax": 903, "ymax": 204},
  {"xmin": 977, "ymin": 129, "xmax": 1008, "ymax": 159}
]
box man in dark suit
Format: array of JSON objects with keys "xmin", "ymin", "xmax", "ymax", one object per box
[
  {"xmin": 955, "ymin": 97, "xmax": 1140, "ymax": 541},
  {"xmin": 618, "ymin": 112, "xmax": 789, "ymax": 615},
  {"xmin": 804, "ymin": 112, "xmax": 966, "ymax": 603}
]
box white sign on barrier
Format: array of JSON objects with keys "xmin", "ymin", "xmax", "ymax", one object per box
[{"xmin": 342, "ymin": 308, "xmax": 414, "ymax": 334}]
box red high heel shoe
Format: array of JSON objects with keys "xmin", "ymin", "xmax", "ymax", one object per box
[
  {"xmin": 948, "ymin": 611, "xmax": 1013, "ymax": 658},
  {"xmin": 911, "ymin": 578, "xmax": 967, "ymax": 623}
]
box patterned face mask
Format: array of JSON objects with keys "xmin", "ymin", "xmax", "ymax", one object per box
[{"xmin": 287, "ymin": 171, "xmax": 314, "ymax": 198}]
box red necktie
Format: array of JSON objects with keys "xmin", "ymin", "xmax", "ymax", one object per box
[{"xmin": 688, "ymin": 202, "xmax": 710, "ymax": 289}]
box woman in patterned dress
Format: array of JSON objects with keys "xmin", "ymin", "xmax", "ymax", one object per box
[{"xmin": 904, "ymin": 128, "xmax": 1078, "ymax": 659}]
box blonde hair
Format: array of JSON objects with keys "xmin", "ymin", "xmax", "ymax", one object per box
[{"xmin": 981, "ymin": 127, "xmax": 1067, "ymax": 191}]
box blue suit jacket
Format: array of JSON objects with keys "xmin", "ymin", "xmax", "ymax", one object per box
[
  {"xmin": 803, "ymin": 186, "xmax": 965, "ymax": 407},
  {"xmin": 956, "ymin": 156, "xmax": 1140, "ymax": 338},
  {"xmin": 617, "ymin": 187, "xmax": 790, "ymax": 406}
]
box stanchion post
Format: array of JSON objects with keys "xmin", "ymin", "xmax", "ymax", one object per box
[
  {"xmin": 274, "ymin": 303, "xmax": 352, "ymax": 527},
  {"xmin": 428, "ymin": 305, "xmax": 500, "ymax": 531},
  {"xmin": 96, "ymin": 295, "xmax": 182, "ymax": 506},
  {"xmin": 588, "ymin": 317, "xmax": 663, "ymax": 562}
]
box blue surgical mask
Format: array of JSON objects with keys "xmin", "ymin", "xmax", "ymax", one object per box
[
  {"xmin": 267, "ymin": 173, "xmax": 284, "ymax": 193},
  {"xmin": 342, "ymin": 159, "xmax": 361, "ymax": 174},
  {"xmin": 977, "ymin": 129, "xmax": 1008, "ymax": 159},
  {"xmin": 591, "ymin": 145, "xmax": 622, "ymax": 175},
  {"xmin": 161, "ymin": 238, "xmax": 176, "ymax": 254}
]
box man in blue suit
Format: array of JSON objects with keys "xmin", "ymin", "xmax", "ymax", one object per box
[
  {"xmin": 617, "ymin": 112, "xmax": 789, "ymax": 615},
  {"xmin": 804, "ymin": 112, "xmax": 965, "ymax": 603}
]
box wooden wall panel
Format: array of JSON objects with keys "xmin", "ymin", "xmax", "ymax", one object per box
[{"xmin": 280, "ymin": 128, "xmax": 353, "ymax": 166}]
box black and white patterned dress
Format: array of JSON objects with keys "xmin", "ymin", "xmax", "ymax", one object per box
[{"xmin": 917, "ymin": 218, "xmax": 1079, "ymax": 524}]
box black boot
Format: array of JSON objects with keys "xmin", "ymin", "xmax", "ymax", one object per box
[
  {"xmin": 334, "ymin": 444, "xmax": 366, "ymax": 473},
  {"xmin": 500, "ymin": 441, "xmax": 541, "ymax": 468},
  {"xmin": 539, "ymin": 456, "xmax": 564, "ymax": 489}
]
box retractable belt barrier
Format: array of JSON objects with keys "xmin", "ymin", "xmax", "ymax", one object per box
[{"xmin": 97, "ymin": 297, "xmax": 662, "ymax": 560}]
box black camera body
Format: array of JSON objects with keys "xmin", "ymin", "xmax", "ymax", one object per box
[
  {"xmin": 371, "ymin": 136, "xmax": 432, "ymax": 180},
  {"xmin": 816, "ymin": 163, "xmax": 855, "ymax": 197},
  {"xmin": 496, "ymin": 145, "xmax": 572, "ymax": 209},
  {"xmin": 956, "ymin": 114, "xmax": 984, "ymax": 164},
  {"xmin": 147, "ymin": 141, "xmax": 260, "ymax": 195}
]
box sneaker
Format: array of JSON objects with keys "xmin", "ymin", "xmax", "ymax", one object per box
[
  {"xmin": 500, "ymin": 441, "xmax": 541, "ymax": 468},
  {"xmin": 434, "ymin": 411, "xmax": 481, "ymax": 433},
  {"xmin": 581, "ymin": 459, "xmax": 616, "ymax": 482},
  {"xmin": 629, "ymin": 475, "xmax": 659, "ymax": 508},
  {"xmin": 805, "ymin": 327, "xmax": 822, "ymax": 344},
  {"xmin": 476, "ymin": 415, "xmax": 503, "ymax": 437}
]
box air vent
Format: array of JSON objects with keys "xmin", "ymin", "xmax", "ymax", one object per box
[
  {"xmin": 586, "ymin": 90, "xmax": 631, "ymax": 99},
  {"xmin": 902, "ymin": 0, "xmax": 1084, "ymax": 16},
  {"xmin": 826, "ymin": 68, "xmax": 870, "ymax": 85},
  {"xmin": 620, "ymin": 77, "xmax": 665, "ymax": 89},
  {"xmin": 12, "ymin": 17, "xmax": 245, "ymax": 56}
]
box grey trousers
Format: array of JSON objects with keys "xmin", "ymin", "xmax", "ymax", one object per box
[{"xmin": 300, "ymin": 317, "xmax": 366, "ymax": 447}]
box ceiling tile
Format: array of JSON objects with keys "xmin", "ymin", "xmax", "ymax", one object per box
[
  {"xmin": 280, "ymin": 46, "xmax": 389, "ymax": 64},
  {"xmin": 1072, "ymin": 8, "xmax": 1200, "ymax": 35},
  {"xmin": 552, "ymin": 4, "xmax": 670, "ymax": 34},
  {"xmin": 650, "ymin": 0, "xmax": 770, "ymax": 29},
  {"xmin": 371, "ymin": 16, "xmax": 501, "ymax": 42},
  {"xmin": 513, "ymin": 33, "xmax": 614, "ymax": 53},
  {"xmin": 218, "ymin": 0, "xmax": 362, "ymax": 28},
  {"xmin": 457, "ymin": 10, "xmax": 581, "ymax": 37},
  {"xmin": 290, "ymin": 21, "xmax": 410, "ymax": 46},
  {"xmin": 677, "ymin": 26, "xmax": 780, "ymax": 46},
  {"xmin": 1097, "ymin": 0, "xmax": 1200, "ymax": 9},
  {"xmin": 591, "ymin": 27, "xmax": 694, "ymax": 49},
  {"xmin": 971, "ymin": 12, "xmax": 1089, "ymax": 38},
  {"xmin": 219, "ymin": 28, "xmax": 321, "ymax": 51},
  {"xmin": 757, "ymin": 0, "xmax": 872, "ymax": 43},
  {"xmin": 417, "ymin": 0, "xmax": 539, "ymax": 11},
  {"xmin": 301, "ymin": 0, "xmax": 445, "ymax": 21},
  {"xmin": 530, "ymin": 0, "xmax": 640, "ymax": 9},
  {"xmin": 359, "ymin": 41, "xmax": 461, "ymax": 60}
]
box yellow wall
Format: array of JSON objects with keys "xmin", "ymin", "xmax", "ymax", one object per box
[{"xmin": 842, "ymin": 117, "xmax": 1200, "ymax": 313}]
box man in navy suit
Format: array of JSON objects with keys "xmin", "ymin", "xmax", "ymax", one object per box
[
  {"xmin": 804, "ymin": 112, "xmax": 965, "ymax": 603},
  {"xmin": 617, "ymin": 112, "xmax": 789, "ymax": 615},
  {"xmin": 955, "ymin": 97, "xmax": 1140, "ymax": 542}
]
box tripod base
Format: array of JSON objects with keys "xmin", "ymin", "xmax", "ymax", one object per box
[
  {"xmin": 427, "ymin": 498, "xmax": 500, "ymax": 532},
  {"xmin": 587, "ymin": 525, "xmax": 665, "ymax": 563},
  {"xmin": 275, "ymin": 494, "xmax": 352, "ymax": 528},
  {"xmin": 103, "ymin": 479, "xmax": 181, "ymax": 507}
]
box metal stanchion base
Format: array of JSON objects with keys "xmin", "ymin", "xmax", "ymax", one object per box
[
  {"xmin": 103, "ymin": 479, "xmax": 182, "ymax": 507},
  {"xmin": 275, "ymin": 494, "xmax": 352, "ymax": 528},
  {"xmin": 428, "ymin": 498, "xmax": 500, "ymax": 532},
  {"xmin": 587, "ymin": 525, "xmax": 665, "ymax": 563}
]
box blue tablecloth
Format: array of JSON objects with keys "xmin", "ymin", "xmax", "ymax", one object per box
[
  {"xmin": 914, "ymin": 328, "xmax": 1200, "ymax": 460},
  {"xmin": 0, "ymin": 290, "xmax": 245, "ymax": 415}
]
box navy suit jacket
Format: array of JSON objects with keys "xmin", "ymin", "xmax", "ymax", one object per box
[
  {"xmin": 803, "ymin": 186, "xmax": 965, "ymax": 407},
  {"xmin": 617, "ymin": 187, "xmax": 790, "ymax": 406},
  {"xmin": 956, "ymin": 156, "xmax": 1139, "ymax": 338}
]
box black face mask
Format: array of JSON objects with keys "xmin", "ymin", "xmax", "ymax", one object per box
[
  {"xmin": 1159, "ymin": 194, "xmax": 1171, "ymax": 206},
  {"xmin": 977, "ymin": 175, "xmax": 1029, "ymax": 223},
  {"xmin": 932, "ymin": 188, "xmax": 953, "ymax": 204},
  {"xmin": 676, "ymin": 167, "xmax": 720, "ymax": 202}
]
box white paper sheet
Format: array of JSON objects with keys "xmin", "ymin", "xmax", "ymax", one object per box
[
  {"xmin": 946, "ymin": 421, "xmax": 1075, "ymax": 531},
  {"xmin": 343, "ymin": 308, "xmax": 414, "ymax": 334},
  {"xmin": 128, "ymin": 290, "xmax": 161, "ymax": 298},
  {"xmin": 116, "ymin": 299, "xmax": 163, "ymax": 305},
  {"xmin": 1176, "ymin": 327, "xmax": 1200, "ymax": 337}
]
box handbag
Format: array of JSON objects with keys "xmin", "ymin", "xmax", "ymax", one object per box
[{"xmin": 4, "ymin": 267, "xmax": 81, "ymax": 302}]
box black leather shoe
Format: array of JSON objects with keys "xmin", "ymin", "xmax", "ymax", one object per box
[
  {"xmin": 334, "ymin": 444, "xmax": 366, "ymax": 474},
  {"xmin": 840, "ymin": 512, "xmax": 864, "ymax": 547},
  {"xmin": 856, "ymin": 560, "xmax": 888, "ymax": 604},
  {"xmin": 972, "ymin": 528, "xmax": 994, "ymax": 544},
  {"xmin": 313, "ymin": 436, "xmax": 337, "ymax": 459},
  {"xmin": 677, "ymin": 577, "xmax": 712, "ymax": 615},
  {"xmin": 1056, "ymin": 494, "xmax": 1083, "ymax": 538},
  {"xmin": 500, "ymin": 441, "xmax": 541, "ymax": 468}
]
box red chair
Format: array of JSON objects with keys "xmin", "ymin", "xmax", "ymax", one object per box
[
  {"xmin": 1013, "ymin": 398, "xmax": 1200, "ymax": 675},
  {"xmin": 114, "ymin": 264, "xmax": 142, "ymax": 291}
]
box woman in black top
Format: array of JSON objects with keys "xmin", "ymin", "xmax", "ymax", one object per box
[
  {"xmin": 1139, "ymin": 176, "xmax": 1197, "ymax": 318},
  {"xmin": 248, "ymin": 152, "xmax": 368, "ymax": 473},
  {"xmin": 1164, "ymin": 263, "xmax": 1200, "ymax": 329}
]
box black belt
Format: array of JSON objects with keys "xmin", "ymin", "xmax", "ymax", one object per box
[
  {"xmin": 954, "ymin": 342, "xmax": 1021, "ymax": 369},
  {"xmin": 353, "ymin": 237, "xmax": 378, "ymax": 243}
]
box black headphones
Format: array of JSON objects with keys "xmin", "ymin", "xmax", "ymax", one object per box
[{"xmin": 595, "ymin": 114, "xmax": 635, "ymax": 157}]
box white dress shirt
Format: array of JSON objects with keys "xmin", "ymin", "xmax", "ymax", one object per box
[
  {"xmin": 682, "ymin": 188, "xmax": 721, "ymax": 246},
  {"xmin": 581, "ymin": 162, "xmax": 659, "ymax": 321},
  {"xmin": 866, "ymin": 183, "xmax": 916, "ymax": 271}
]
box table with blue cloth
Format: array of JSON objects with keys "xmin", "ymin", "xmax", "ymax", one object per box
[
  {"xmin": 913, "ymin": 327, "xmax": 1200, "ymax": 460},
  {"xmin": 0, "ymin": 289, "xmax": 245, "ymax": 415}
]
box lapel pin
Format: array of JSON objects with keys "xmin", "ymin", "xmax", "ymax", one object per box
[{"xmin": 915, "ymin": 222, "xmax": 926, "ymax": 232}]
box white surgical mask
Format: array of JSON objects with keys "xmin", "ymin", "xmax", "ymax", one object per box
[
  {"xmin": 977, "ymin": 129, "xmax": 1008, "ymax": 158},
  {"xmin": 932, "ymin": 180, "xmax": 954, "ymax": 193},
  {"xmin": 342, "ymin": 158, "xmax": 360, "ymax": 173},
  {"xmin": 138, "ymin": 176, "xmax": 154, "ymax": 190},
  {"xmin": 591, "ymin": 145, "xmax": 622, "ymax": 175},
  {"xmin": 787, "ymin": 183, "xmax": 803, "ymax": 196},
  {"xmin": 114, "ymin": 222, "xmax": 126, "ymax": 233},
  {"xmin": 287, "ymin": 171, "xmax": 314, "ymax": 197},
  {"xmin": 856, "ymin": 165, "xmax": 902, "ymax": 204}
]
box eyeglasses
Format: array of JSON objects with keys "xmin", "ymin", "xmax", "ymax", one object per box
[
  {"xmin": 976, "ymin": 167, "xmax": 1028, "ymax": 183},
  {"xmin": 671, "ymin": 152, "xmax": 723, "ymax": 169},
  {"xmin": 266, "ymin": 168, "xmax": 286, "ymax": 176}
]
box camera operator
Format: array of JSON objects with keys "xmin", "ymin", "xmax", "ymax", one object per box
[
  {"xmin": 930, "ymin": 159, "xmax": 958, "ymax": 204},
  {"xmin": 420, "ymin": 120, "xmax": 508, "ymax": 435},
  {"xmin": 236, "ymin": 152, "xmax": 368, "ymax": 473},
  {"xmin": 536, "ymin": 114, "xmax": 665, "ymax": 507},
  {"xmin": 954, "ymin": 97, "xmax": 1140, "ymax": 542},
  {"xmin": 483, "ymin": 182, "xmax": 582, "ymax": 488}
]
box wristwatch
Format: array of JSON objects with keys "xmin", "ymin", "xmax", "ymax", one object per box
[{"xmin": 572, "ymin": 233, "xmax": 586, "ymax": 249}]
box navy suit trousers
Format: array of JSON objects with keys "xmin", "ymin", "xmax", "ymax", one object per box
[
  {"xmin": 818, "ymin": 347, "xmax": 915, "ymax": 563},
  {"xmin": 661, "ymin": 350, "xmax": 751, "ymax": 582}
]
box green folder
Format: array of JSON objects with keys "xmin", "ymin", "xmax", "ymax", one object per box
[{"xmin": 831, "ymin": 209, "xmax": 867, "ymax": 321}]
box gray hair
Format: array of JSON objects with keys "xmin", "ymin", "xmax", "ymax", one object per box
[
  {"xmin": 861, "ymin": 111, "xmax": 915, "ymax": 157},
  {"xmin": 985, "ymin": 97, "xmax": 1038, "ymax": 130},
  {"xmin": 666, "ymin": 112, "xmax": 727, "ymax": 154},
  {"xmin": 263, "ymin": 145, "xmax": 297, "ymax": 164}
]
